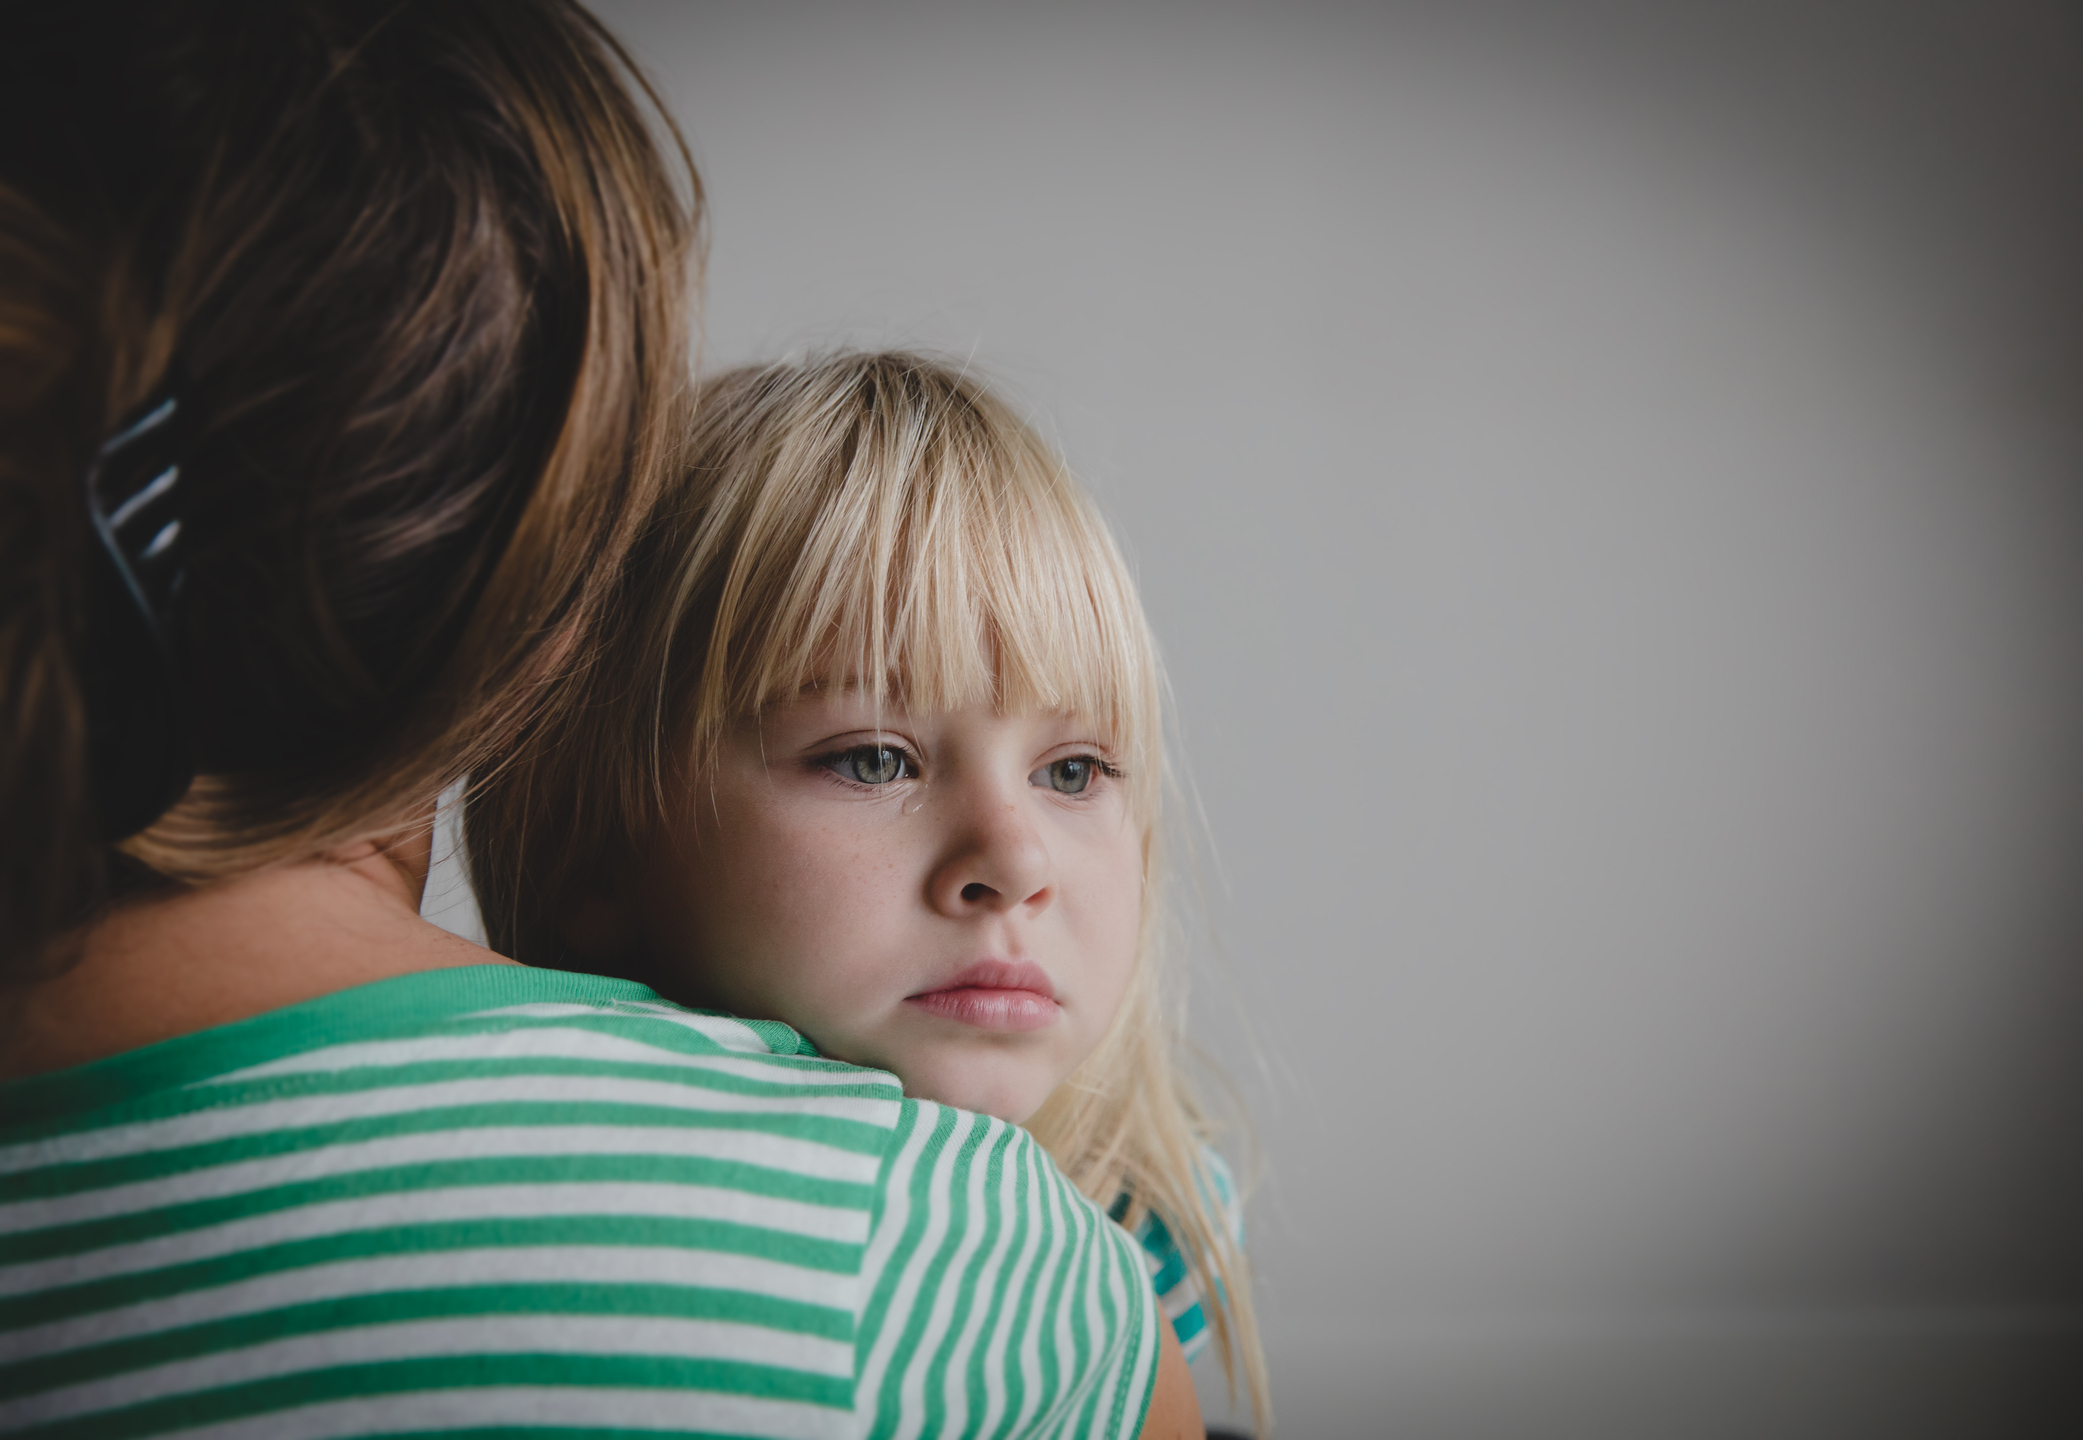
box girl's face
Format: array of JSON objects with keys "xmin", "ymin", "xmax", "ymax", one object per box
[{"xmin": 629, "ymin": 688, "xmax": 1146, "ymax": 1122}]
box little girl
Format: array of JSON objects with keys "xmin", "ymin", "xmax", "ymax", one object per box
[{"xmin": 468, "ymin": 351, "xmax": 1268, "ymax": 1429}]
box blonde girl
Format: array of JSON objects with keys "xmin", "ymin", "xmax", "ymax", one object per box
[{"xmin": 469, "ymin": 350, "xmax": 1270, "ymax": 1431}]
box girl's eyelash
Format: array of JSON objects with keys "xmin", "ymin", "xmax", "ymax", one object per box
[
  {"xmin": 1038, "ymin": 753, "xmax": 1124, "ymax": 799},
  {"xmin": 1058, "ymin": 752, "xmax": 1124, "ymax": 777},
  {"xmin": 813, "ymin": 741, "xmax": 919, "ymax": 789},
  {"xmin": 810, "ymin": 745, "xmax": 1123, "ymax": 790}
]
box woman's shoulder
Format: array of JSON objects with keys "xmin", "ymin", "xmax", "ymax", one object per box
[
  {"xmin": 0, "ymin": 966, "xmax": 1160, "ymax": 1439},
  {"xmin": 1, "ymin": 963, "xmax": 903, "ymax": 1138}
]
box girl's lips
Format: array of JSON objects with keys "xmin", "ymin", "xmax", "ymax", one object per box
[{"xmin": 906, "ymin": 960, "xmax": 1060, "ymax": 1032}]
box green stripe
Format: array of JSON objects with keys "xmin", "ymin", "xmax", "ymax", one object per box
[
  {"xmin": 900, "ymin": 1109, "xmax": 978, "ymax": 1437},
  {"xmin": 1, "ymin": 1214, "xmax": 864, "ymax": 1331},
  {"xmin": 8, "ymin": 1352, "xmax": 852, "ymax": 1440},
  {"xmin": 338, "ymin": 1430, "xmax": 789, "ymax": 1440},
  {"xmin": 916, "ymin": 1116, "xmax": 1005, "ymax": 1432},
  {"xmin": 1088, "ymin": 1208, "xmax": 1132, "ymax": 1435},
  {"xmin": 952, "ymin": 1123, "xmax": 1017, "ymax": 1432},
  {"xmin": 995, "ymin": 1140, "xmax": 1052, "ymax": 1436},
  {"xmin": 2, "ymin": 968, "xmax": 1166, "ymax": 1439},
  {"xmin": 341, "ymin": 1430, "xmax": 792, "ymax": 1440},
  {"xmin": 1030, "ymin": 1152, "xmax": 1079, "ymax": 1430},
  {"xmin": 8, "ymin": 1097, "xmax": 888, "ymax": 1207},
  {"xmin": 4, "ymin": 1152, "xmax": 871, "ymax": 1265},
  {"xmin": 1041, "ymin": 1178, "xmax": 1089, "ymax": 1432},
  {"xmin": 986, "ymin": 1139, "xmax": 1041, "ymax": 1440},
  {"xmin": 7, "ymin": 1109, "xmax": 880, "ymax": 1206},
  {"xmin": 369, "ymin": 1012, "xmax": 860, "ymax": 1078},
  {"xmin": 0, "ymin": 969, "xmax": 699, "ymax": 1136},
  {"xmin": 861, "ymin": 1103, "xmax": 951, "ymax": 1438},
  {"xmin": 183, "ymin": 1054, "xmax": 901, "ymax": 1107},
  {"xmin": 2, "ymin": 1283, "xmax": 852, "ymax": 1399}
]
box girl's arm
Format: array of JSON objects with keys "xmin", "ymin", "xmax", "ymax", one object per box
[{"xmin": 1137, "ymin": 1318, "xmax": 1205, "ymax": 1440}]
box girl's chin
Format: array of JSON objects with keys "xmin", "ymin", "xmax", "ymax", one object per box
[{"xmin": 892, "ymin": 1058, "xmax": 1061, "ymax": 1126}]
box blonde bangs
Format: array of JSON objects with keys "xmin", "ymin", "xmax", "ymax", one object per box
[{"xmin": 677, "ymin": 355, "xmax": 1161, "ymax": 815}]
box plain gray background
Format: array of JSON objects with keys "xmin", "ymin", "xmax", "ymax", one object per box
[{"xmin": 425, "ymin": 2, "xmax": 2083, "ymax": 1433}]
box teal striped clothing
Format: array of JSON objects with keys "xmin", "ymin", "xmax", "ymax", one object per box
[
  {"xmin": 0, "ymin": 966, "xmax": 1159, "ymax": 1439},
  {"xmin": 1120, "ymin": 1150, "xmax": 1240, "ymax": 1365}
]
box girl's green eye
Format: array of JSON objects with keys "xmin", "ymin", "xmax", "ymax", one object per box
[
  {"xmin": 842, "ymin": 746, "xmax": 909, "ymax": 785},
  {"xmin": 1042, "ymin": 757, "xmax": 1094, "ymax": 794}
]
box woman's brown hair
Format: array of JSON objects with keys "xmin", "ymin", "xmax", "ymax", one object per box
[{"xmin": 0, "ymin": 0, "xmax": 700, "ymax": 973}]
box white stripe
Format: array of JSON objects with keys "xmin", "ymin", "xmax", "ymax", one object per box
[
  {"xmin": 55, "ymin": 1385, "xmax": 854, "ymax": 1440},
  {"xmin": 203, "ymin": 1027, "xmax": 898, "ymax": 1093},
  {"xmin": 97, "ymin": 396, "xmax": 176, "ymax": 454},
  {"xmin": 1, "ymin": 1123, "xmax": 879, "ymax": 1235},
  {"xmin": 1109, "ymin": 1238, "xmax": 1161, "ymax": 1440},
  {"xmin": 1, "ymin": 1244, "xmax": 858, "ymax": 1362},
  {"xmin": 1079, "ymin": 1197, "xmax": 1112, "ymax": 1426},
  {"xmin": 1019, "ymin": 1142, "xmax": 1070, "ymax": 1434},
  {"xmin": 890, "ymin": 1108, "xmax": 977, "ymax": 1440},
  {"xmin": 977, "ymin": 1136, "xmax": 1046, "ymax": 1439},
  {"xmin": 1, "ymin": 1314, "xmax": 854, "ymax": 1429},
  {"xmin": 1030, "ymin": 1164, "xmax": 1085, "ymax": 1435},
  {"xmin": 1109, "ymin": 1207, "xmax": 1157, "ymax": 1434},
  {"xmin": 1050, "ymin": 1236, "xmax": 1131, "ymax": 1440},
  {"xmin": 466, "ymin": 1003, "xmax": 784, "ymax": 1054},
  {"xmin": 1131, "ymin": 1234, "xmax": 1163, "ymax": 1426},
  {"xmin": 936, "ymin": 1121, "xmax": 1013, "ymax": 1440},
  {"xmin": 968, "ymin": 1136, "xmax": 1025, "ymax": 1439},
  {"xmin": 1069, "ymin": 1197, "xmax": 1118, "ymax": 1434},
  {"xmin": 106, "ymin": 464, "xmax": 178, "ymax": 529},
  {"xmin": 139, "ymin": 518, "xmax": 180, "ymax": 559},
  {"xmin": 1062, "ymin": 1179, "xmax": 1099, "ymax": 1414},
  {"xmin": 848, "ymin": 1101, "xmax": 936, "ymax": 1439},
  {"xmin": 0, "ymin": 1076, "xmax": 897, "ymax": 1176},
  {"xmin": 0, "ymin": 1179, "xmax": 867, "ymax": 1297}
]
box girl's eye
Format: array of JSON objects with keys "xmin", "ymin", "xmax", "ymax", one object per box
[
  {"xmin": 1036, "ymin": 756, "xmax": 1098, "ymax": 794},
  {"xmin": 833, "ymin": 745, "xmax": 912, "ymax": 786}
]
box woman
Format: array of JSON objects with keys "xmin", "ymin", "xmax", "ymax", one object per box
[{"xmin": 0, "ymin": 3, "xmax": 1199, "ymax": 1435}]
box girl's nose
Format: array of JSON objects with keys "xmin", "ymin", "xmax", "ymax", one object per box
[{"xmin": 927, "ymin": 793, "xmax": 1053, "ymax": 918}]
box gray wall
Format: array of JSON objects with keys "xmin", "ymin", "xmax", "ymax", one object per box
[{"xmin": 426, "ymin": 2, "xmax": 2083, "ymax": 1432}]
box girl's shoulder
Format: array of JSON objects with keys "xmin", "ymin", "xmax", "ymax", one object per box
[{"xmin": 1114, "ymin": 1143, "xmax": 1245, "ymax": 1362}]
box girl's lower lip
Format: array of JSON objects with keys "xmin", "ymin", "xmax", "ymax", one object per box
[{"xmin": 906, "ymin": 987, "xmax": 1061, "ymax": 1032}]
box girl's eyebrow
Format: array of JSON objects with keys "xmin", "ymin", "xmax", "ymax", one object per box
[
  {"xmin": 792, "ymin": 678, "xmax": 875, "ymax": 700},
  {"xmin": 789, "ymin": 680, "xmax": 923, "ymax": 725}
]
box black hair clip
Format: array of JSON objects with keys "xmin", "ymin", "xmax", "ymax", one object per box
[{"xmin": 80, "ymin": 385, "xmax": 195, "ymax": 840}]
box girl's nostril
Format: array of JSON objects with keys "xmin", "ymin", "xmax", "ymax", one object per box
[{"xmin": 961, "ymin": 882, "xmax": 993, "ymax": 903}]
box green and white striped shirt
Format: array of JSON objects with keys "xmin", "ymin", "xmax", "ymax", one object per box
[{"xmin": 0, "ymin": 966, "xmax": 1159, "ymax": 1439}]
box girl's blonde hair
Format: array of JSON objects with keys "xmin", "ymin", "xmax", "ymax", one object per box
[{"xmin": 468, "ymin": 351, "xmax": 1268, "ymax": 1427}]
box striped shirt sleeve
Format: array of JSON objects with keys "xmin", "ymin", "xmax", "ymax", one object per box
[
  {"xmin": 852, "ymin": 1101, "xmax": 1160, "ymax": 1440},
  {"xmin": 1125, "ymin": 1146, "xmax": 1242, "ymax": 1363}
]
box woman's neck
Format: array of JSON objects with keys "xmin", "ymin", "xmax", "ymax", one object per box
[{"xmin": 0, "ymin": 820, "xmax": 511, "ymax": 1080}]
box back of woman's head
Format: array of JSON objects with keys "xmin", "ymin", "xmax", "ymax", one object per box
[{"xmin": 0, "ymin": 0, "xmax": 700, "ymax": 972}]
